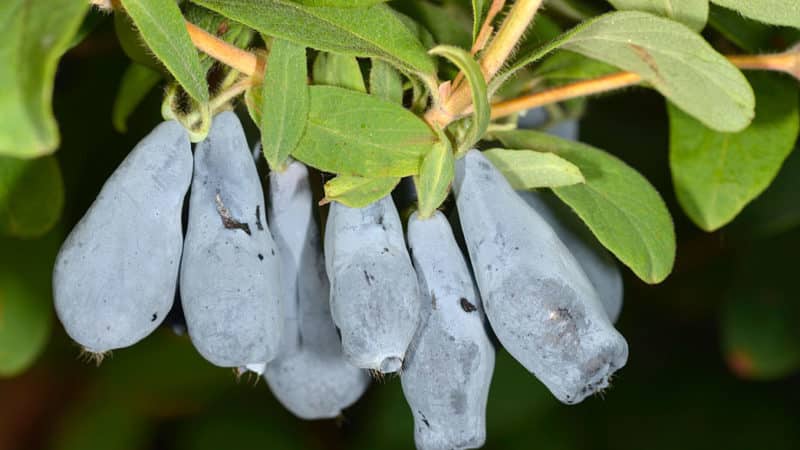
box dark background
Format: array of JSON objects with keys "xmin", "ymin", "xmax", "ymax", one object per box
[{"xmin": 2, "ymin": 13, "xmax": 800, "ymax": 450}]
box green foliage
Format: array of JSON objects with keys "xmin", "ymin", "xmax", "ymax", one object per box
[
  {"xmin": 191, "ymin": 0, "xmax": 436, "ymax": 76},
  {"xmin": 313, "ymin": 52, "xmax": 367, "ymax": 92},
  {"xmin": 497, "ymin": 11, "xmax": 756, "ymax": 132},
  {"xmin": 483, "ymin": 148, "xmax": 585, "ymax": 189},
  {"xmin": 710, "ymin": 0, "xmax": 800, "ymax": 28},
  {"xmin": 119, "ymin": 0, "xmax": 209, "ymax": 104},
  {"xmin": 323, "ymin": 175, "xmax": 400, "ymax": 207},
  {"xmin": 0, "ymin": 230, "xmax": 61, "ymax": 377},
  {"xmin": 607, "ymin": 0, "xmax": 709, "ymax": 31},
  {"xmin": 260, "ymin": 39, "xmax": 309, "ymax": 171},
  {"xmin": 369, "ymin": 59, "xmax": 404, "ymax": 104},
  {"xmin": 0, "ymin": 0, "xmax": 88, "ymax": 157},
  {"xmin": 669, "ymin": 73, "xmax": 800, "ymax": 231},
  {"xmin": 292, "ymin": 86, "xmax": 436, "ymax": 177},
  {"xmin": 112, "ymin": 64, "xmax": 163, "ymax": 134},
  {"xmin": 429, "ymin": 45, "xmax": 488, "ymax": 154},
  {"xmin": 494, "ymin": 130, "xmax": 676, "ymax": 284},
  {"xmin": 721, "ymin": 232, "xmax": 800, "ymax": 381},
  {"xmin": 0, "ymin": 155, "xmax": 64, "ymax": 238},
  {"xmin": 415, "ymin": 138, "xmax": 455, "ymax": 218},
  {"xmin": 471, "ymin": 0, "xmax": 488, "ymax": 42}
]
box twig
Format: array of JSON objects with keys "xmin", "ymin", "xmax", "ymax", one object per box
[
  {"xmin": 185, "ymin": 21, "xmax": 265, "ymax": 80},
  {"xmin": 489, "ymin": 51, "xmax": 800, "ymax": 120},
  {"xmin": 427, "ymin": 0, "xmax": 543, "ymax": 127}
]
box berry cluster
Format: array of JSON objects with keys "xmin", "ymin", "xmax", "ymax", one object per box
[{"xmin": 53, "ymin": 112, "xmax": 627, "ymax": 450}]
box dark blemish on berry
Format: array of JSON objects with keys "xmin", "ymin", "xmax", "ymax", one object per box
[
  {"xmin": 363, "ymin": 270, "xmax": 374, "ymax": 286},
  {"xmin": 383, "ymin": 247, "xmax": 389, "ymax": 254},
  {"xmin": 258, "ymin": 253, "xmax": 264, "ymax": 261},
  {"xmin": 151, "ymin": 313, "xmax": 158, "ymax": 322},
  {"xmin": 255, "ymin": 205, "xmax": 264, "ymax": 231},
  {"xmin": 460, "ymin": 298, "xmax": 477, "ymax": 313},
  {"xmin": 215, "ymin": 191, "xmax": 251, "ymax": 235},
  {"xmin": 418, "ymin": 410, "xmax": 430, "ymax": 428},
  {"xmin": 431, "ymin": 292, "xmax": 438, "ymax": 310},
  {"xmin": 271, "ymin": 249, "xmax": 275, "ymax": 256}
]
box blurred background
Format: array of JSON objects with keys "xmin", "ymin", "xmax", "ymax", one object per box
[{"xmin": 2, "ymin": 6, "xmax": 800, "ymax": 450}]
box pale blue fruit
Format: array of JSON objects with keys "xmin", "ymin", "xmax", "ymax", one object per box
[
  {"xmin": 53, "ymin": 121, "xmax": 192, "ymax": 353},
  {"xmin": 180, "ymin": 112, "xmax": 282, "ymax": 368}
]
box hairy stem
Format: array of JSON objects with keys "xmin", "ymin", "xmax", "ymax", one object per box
[
  {"xmin": 428, "ymin": 0, "xmax": 543, "ymax": 127},
  {"xmin": 489, "ymin": 51, "xmax": 800, "ymax": 120},
  {"xmin": 185, "ymin": 21, "xmax": 265, "ymax": 80}
]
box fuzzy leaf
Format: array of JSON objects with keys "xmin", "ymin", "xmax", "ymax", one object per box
[
  {"xmin": 497, "ymin": 11, "xmax": 755, "ymax": 132},
  {"xmin": 119, "ymin": 0, "xmax": 209, "ymax": 104},
  {"xmin": 494, "ymin": 129, "xmax": 676, "ymax": 284},
  {"xmin": 324, "ymin": 175, "xmax": 400, "ymax": 207},
  {"xmin": 483, "ymin": 148, "xmax": 585, "ymax": 189},
  {"xmin": 191, "ymin": 0, "xmax": 435, "ymax": 76},
  {"xmin": 429, "ymin": 45, "xmax": 488, "ymax": 154},
  {"xmin": 0, "ymin": 0, "xmax": 88, "ymax": 157},
  {"xmin": 669, "ymin": 73, "xmax": 799, "ymax": 231},
  {"xmin": 370, "ymin": 59, "xmax": 404, "ymax": 104},
  {"xmin": 608, "ymin": 0, "xmax": 709, "ymax": 31},
  {"xmin": 292, "ymin": 86, "xmax": 436, "ymax": 177},
  {"xmin": 415, "ymin": 139, "xmax": 455, "ymax": 218},
  {"xmin": 313, "ymin": 52, "xmax": 367, "ymax": 92},
  {"xmin": 710, "ymin": 0, "xmax": 800, "ymax": 28},
  {"xmin": 261, "ymin": 38, "xmax": 309, "ymax": 171}
]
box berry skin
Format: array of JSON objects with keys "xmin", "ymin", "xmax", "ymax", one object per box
[
  {"xmin": 324, "ymin": 195, "xmax": 421, "ymax": 373},
  {"xmin": 53, "ymin": 120, "xmax": 192, "ymax": 354},
  {"xmin": 180, "ymin": 112, "xmax": 282, "ymax": 368},
  {"xmin": 264, "ymin": 160, "xmax": 369, "ymax": 420},
  {"xmin": 517, "ymin": 190, "xmax": 623, "ymax": 323},
  {"xmin": 403, "ymin": 211, "xmax": 495, "ymax": 450},
  {"xmin": 454, "ymin": 149, "xmax": 628, "ymax": 404}
]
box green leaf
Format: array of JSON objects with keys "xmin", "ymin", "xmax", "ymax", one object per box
[
  {"xmin": 0, "ymin": 155, "xmax": 64, "ymax": 239},
  {"xmin": 669, "ymin": 73, "xmax": 799, "ymax": 231},
  {"xmin": 0, "ymin": 230, "xmax": 61, "ymax": 377},
  {"xmin": 483, "ymin": 148, "xmax": 585, "ymax": 189},
  {"xmin": 472, "ymin": 0, "xmax": 488, "ymax": 42},
  {"xmin": 707, "ymin": 3, "xmax": 776, "ymax": 53},
  {"xmin": 119, "ymin": 0, "xmax": 209, "ymax": 104},
  {"xmin": 294, "ymin": 0, "xmax": 388, "ymax": 6},
  {"xmin": 191, "ymin": 0, "xmax": 435, "ymax": 76},
  {"xmin": 393, "ymin": 1, "xmax": 472, "ymax": 49},
  {"xmin": 112, "ymin": 64, "xmax": 162, "ymax": 134},
  {"xmin": 114, "ymin": 12, "xmax": 167, "ymax": 75},
  {"xmin": 415, "ymin": 138, "xmax": 455, "ymax": 219},
  {"xmin": 429, "ymin": 45, "xmax": 488, "ymax": 154},
  {"xmin": 261, "ymin": 38, "xmax": 309, "ymax": 171},
  {"xmin": 497, "ymin": 11, "xmax": 755, "ymax": 132},
  {"xmin": 323, "ymin": 175, "xmax": 400, "ymax": 207},
  {"xmin": 607, "ymin": 0, "xmax": 709, "ymax": 31},
  {"xmin": 721, "ymin": 232, "xmax": 800, "ymax": 381},
  {"xmin": 370, "ymin": 59, "xmax": 404, "ymax": 104},
  {"xmin": 494, "ymin": 129, "xmax": 676, "ymax": 284},
  {"xmin": 0, "ymin": 0, "xmax": 88, "ymax": 157},
  {"xmin": 292, "ymin": 85, "xmax": 436, "ymax": 177},
  {"xmin": 313, "ymin": 52, "xmax": 367, "ymax": 92},
  {"xmin": 710, "ymin": 0, "xmax": 800, "ymax": 28},
  {"xmin": 533, "ymin": 50, "xmax": 620, "ymax": 82}
]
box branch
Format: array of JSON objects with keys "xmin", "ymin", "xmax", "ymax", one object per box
[
  {"xmin": 489, "ymin": 50, "xmax": 800, "ymax": 120},
  {"xmin": 427, "ymin": 0, "xmax": 543, "ymax": 127},
  {"xmin": 185, "ymin": 21, "xmax": 265, "ymax": 80}
]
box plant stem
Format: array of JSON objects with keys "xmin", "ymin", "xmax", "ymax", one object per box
[
  {"xmin": 428, "ymin": 0, "xmax": 543, "ymax": 127},
  {"xmin": 489, "ymin": 51, "xmax": 800, "ymax": 120},
  {"xmin": 185, "ymin": 21, "xmax": 265, "ymax": 80},
  {"xmin": 489, "ymin": 72, "xmax": 641, "ymax": 119}
]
